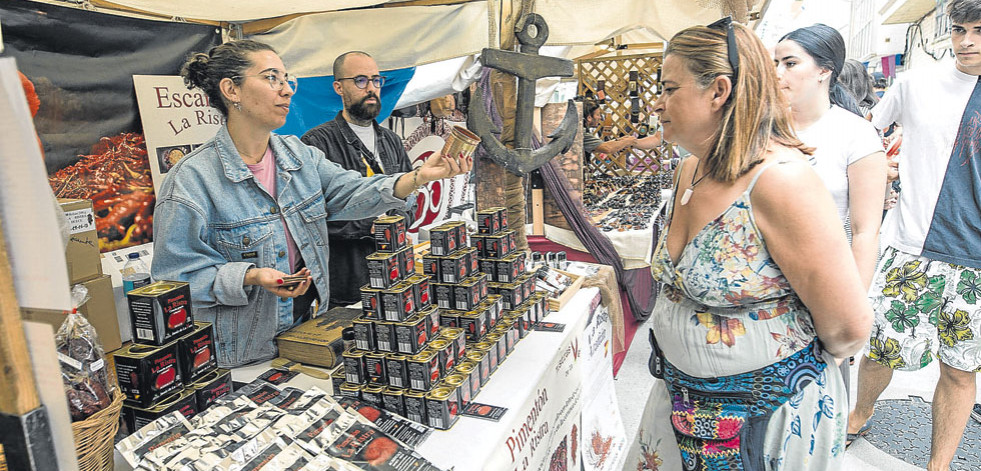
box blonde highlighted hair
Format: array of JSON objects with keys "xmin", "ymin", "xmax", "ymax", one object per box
[{"xmin": 665, "ymin": 23, "xmax": 811, "ymax": 182}]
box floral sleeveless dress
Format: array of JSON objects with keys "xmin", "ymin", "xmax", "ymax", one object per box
[{"xmin": 624, "ymin": 162, "xmax": 847, "ymax": 470}]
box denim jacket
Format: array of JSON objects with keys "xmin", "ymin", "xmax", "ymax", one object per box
[{"xmin": 152, "ymin": 125, "xmax": 406, "ymax": 367}]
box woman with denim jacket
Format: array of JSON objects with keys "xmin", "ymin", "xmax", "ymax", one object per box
[{"xmin": 152, "ymin": 40, "xmax": 471, "ymax": 367}]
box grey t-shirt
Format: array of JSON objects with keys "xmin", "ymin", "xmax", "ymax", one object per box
[
  {"xmin": 349, "ymin": 122, "xmax": 383, "ymax": 173},
  {"xmin": 583, "ymin": 131, "xmax": 602, "ymax": 156}
]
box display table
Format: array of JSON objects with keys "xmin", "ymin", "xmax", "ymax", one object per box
[
  {"xmin": 417, "ymin": 287, "xmax": 626, "ymax": 471},
  {"xmin": 113, "ymin": 287, "xmax": 627, "ymax": 471}
]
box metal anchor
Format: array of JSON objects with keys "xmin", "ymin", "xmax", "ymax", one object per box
[{"xmin": 467, "ymin": 13, "xmax": 579, "ymax": 176}]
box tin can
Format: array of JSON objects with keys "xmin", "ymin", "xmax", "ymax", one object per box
[
  {"xmin": 440, "ymin": 252, "xmax": 468, "ymax": 284},
  {"xmin": 439, "ymin": 309, "xmax": 461, "ymax": 328},
  {"xmin": 385, "ymin": 354, "xmax": 408, "ymax": 389},
  {"xmin": 476, "ymin": 209, "xmax": 498, "ymax": 235},
  {"xmin": 441, "ymin": 124, "xmax": 480, "ymax": 162},
  {"xmin": 443, "ymin": 373, "xmax": 471, "ymax": 406},
  {"xmin": 440, "ymin": 328, "xmax": 467, "ymax": 361},
  {"xmin": 504, "ymin": 229, "xmax": 516, "ymax": 253},
  {"xmin": 496, "ymin": 207, "xmax": 509, "ymax": 231},
  {"xmin": 432, "ymin": 282, "xmax": 455, "ymax": 310},
  {"xmin": 479, "ymin": 257, "xmax": 497, "ymax": 280},
  {"xmin": 425, "ymin": 385, "xmax": 460, "ymax": 430},
  {"xmin": 466, "ymin": 350, "xmax": 490, "ymax": 386},
  {"xmin": 381, "ymin": 387, "xmax": 406, "ymax": 416},
  {"xmin": 403, "ymin": 389, "xmax": 428, "ymax": 424},
  {"xmin": 114, "ymin": 341, "xmax": 183, "ymax": 408},
  {"xmin": 484, "ymin": 233, "xmax": 508, "ymax": 259},
  {"xmin": 484, "ymin": 333, "xmax": 507, "ymax": 365},
  {"xmin": 364, "ymin": 352, "xmax": 388, "ymax": 385},
  {"xmin": 360, "ymin": 285, "xmax": 384, "ymax": 319},
  {"xmin": 452, "ymin": 222, "xmax": 469, "ymax": 250},
  {"xmin": 381, "ymin": 281, "xmax": 415, "ymax": 321},
  {"xmin": 477, "ymin": 303, "xmax": 495, "ymax": 331},
  {"xmin": 453, "ymin": 276, "xmax": 481, "ymax": 311},
  {"xmin": 456, "ymin": 361, "xmax": 481, "ymax": 398},
  {"xmin": 408, "ymin": 274, "xmax": 432, "ymax": 310},
  {"xmin": 331, "ymin": 367, "xmax": 346, "ymax": 394},
  {"xmin": 429, "ymin": 338, "xmax": 454, "ymax": 374},
  {"xmin": 373, "ymin": 215, "xmax": 407, "ymax": 253},
  {"xmin": 342, "ymin": 348, "xmax": 367, "ymax": 384},
  {"xmin": 127, "ymin": 281, "xmax": 194, "ymax": 346},
  {"xmin": 461, "ymin": 246, "xmax": 479, "ymax": 276},
  {"xmin": 394, "ymin": 313, "xmax": 428, "ymax": 355},
  {"xmin": 423, "ymin": 254, "xmax": 442, "ymax": 280},
  {"xmin": 483, "ymin": 294, "xmax": 503, "ymax": 326},
  {"xmin": 514, "ymin": 251, "xmax": 527, "ymax": 273},
  {"xmin": 473, "ymin": 235, "xmax": 488, "ymax": 258},
  {"xmin": 338, "ymin": 382, "xmax": 363, "ymax": 399},
  {"xmin": 421, "ymin": 304, "xmax": 440, "ymax": 339},
  {"xmin": 517, "ymin": 273, "xmax": 535, "ymax": 301},
  {"xmin": 398, "ymin": 245, "xmax": 416, "ymax": 277},
  {"xmin": 374, "ymin": 321, "xmax": 396, "ymax": 353},
  {"xmin": 497, "ymin": 254, "xmax": 522, "ymax": 283},
  {"xmin": 406, "ymin": 349, "xmax": 440, "ymax": 391},
  {"xmin": 458, "ymin": 311, "xmax": 486, "ymax": 341},
  {"xmin": 366, "ymin": 251, "xmax": 401, "ymax": 289},
  {"xmin": 352, "ymin": 318, "xmax": 376, "ymax": 351},
  {"xmin": 361, "ymin": 384, "xmax": 385, "ymax": 409},
  {"xmin": 473, "ymin": 341, "xmax": 498, "ymax": 373},
  {"xmin": 430, "ymin": 224, "xmax": 457, "ymax": 256}
]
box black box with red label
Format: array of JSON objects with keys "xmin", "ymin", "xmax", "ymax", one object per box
[
  {"xmin": 121, "ymin": 387, "xmax": 197, "ymax": 434},
  {"xmin": 374, "ymin": 215, "xmax": 407, "ymax": 253},
  {"xmin": 367, "ymin": 251, "xmax": 402, "ymax": 289},
  {"xmin": 176, "ymin": 322, "xmax": 217, "ymax": 383},
  {"xmin": 187, "ymin": 367, "xmax": 232, "ymax": 411},
  {"xmin": 113, "ymin": 340, "xmax": 183, "ymax": 408},
  {"xmin": 127, "ymin": 281, "xmax": 194, "ymax": 346}
]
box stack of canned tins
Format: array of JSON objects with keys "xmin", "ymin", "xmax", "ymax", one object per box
[{"xmin": 336, "ymin": 213, "xmax": 552, "ymax": 431}]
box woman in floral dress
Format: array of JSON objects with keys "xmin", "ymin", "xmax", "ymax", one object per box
[{"xmin": 624, "ymin": 19, "xmax": 873, "ymax": 471}]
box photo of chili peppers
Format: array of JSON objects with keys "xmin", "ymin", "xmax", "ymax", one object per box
[{"xmin": 48, "ymin": 131, "xmax": 155, "ymax": 252}]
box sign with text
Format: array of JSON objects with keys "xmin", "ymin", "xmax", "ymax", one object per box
[{"xmin": 133, "ymin": 75, "xmax": 222, "ymax": 193}]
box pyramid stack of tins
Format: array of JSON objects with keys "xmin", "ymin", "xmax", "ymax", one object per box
[
  {"xmin": 350, "ymin": 213, "xmax": 547, "ymax": 431},
  {"xmin": 111, "ymin": 282, "xmax": 231, "ymax": 435}
]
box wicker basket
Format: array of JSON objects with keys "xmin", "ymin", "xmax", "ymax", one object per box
[{"xmin": 71, "ymin": 391, "xmax": 124, "ymax": 471}]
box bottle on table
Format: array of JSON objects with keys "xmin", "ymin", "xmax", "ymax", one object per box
[{"xmin": 121, "ymin": 252, "xmax": 151, "ymax": 294}]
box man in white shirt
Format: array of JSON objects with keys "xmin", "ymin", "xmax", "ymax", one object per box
[{"xmin": 847, "ymin": 2, "xmax": 981, "ymax": 468}]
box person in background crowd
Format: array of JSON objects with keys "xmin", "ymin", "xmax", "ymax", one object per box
[
  {"xmin": 582, "ymin": 99, "xmax": 661, "ymax": 169},
  {"xmin": 625, "ymin": 17, "xmax": 871, "ymax": 470},
  {"xmin": 153, "ymin": 40, "xmax": 470, "ymax": 367},
  {"xmin": 847, "ymin": 1, "xmax": 981, "ymax": 467},
  {"xmin": 774, "ymin": 25, "xmax": 886, "ymax": 289},
  {"xmin": 839, "ymin": 58, "xmax": 880, "ymax": 119},
  {"xmin": 300, "ymin": 52, "xmax": 414, "ymax": 309}
]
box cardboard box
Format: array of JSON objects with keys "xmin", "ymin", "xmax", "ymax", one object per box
[
  {"xmin": 275, "ymin": 307, "xmax": 361, "ymax": 368},
  {"xmin": 77, "ymin": 275, "xmax": 122, "ymax": 352},
  {"xmin": 20, "ymin": 274, "xmax": 122, "ymax": 352},
  {"xmin": 58, "ymin": 198, "xmax": 103, "ymax": 284}
]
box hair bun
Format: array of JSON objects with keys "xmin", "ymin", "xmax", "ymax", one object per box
[{"xmin": 181, "ymin": 53, "xmax": 211, "ymax": 90}]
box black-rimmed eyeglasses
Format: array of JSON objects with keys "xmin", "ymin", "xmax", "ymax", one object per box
[
  {"xmin": 336, "ymin": 75, "xmax": 387, "ymax": 89},
  {"xmin": 707, "ymin": 16, "xmax": 739, "ymax": 82}
]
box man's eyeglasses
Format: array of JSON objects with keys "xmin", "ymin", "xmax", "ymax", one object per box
[
  {"xmin": 336, "ymin": 75, "xmax": 387, "ymax": 89},
  {"xmin": 707, "ymin": 16, "xmax": 740, "ymax": 82},
  {"xmin": 234, "ymin": 73, "xmax": 298, "ymax": 93}
]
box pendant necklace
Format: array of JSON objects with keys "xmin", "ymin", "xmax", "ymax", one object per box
[{"xmin": 680, "ymin": 160, "xmax": 708, "ymax": 206}]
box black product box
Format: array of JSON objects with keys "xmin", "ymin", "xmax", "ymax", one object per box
[
  {"xmin": 432, "ymin": 282, "xmax": 455, "ymax": 310},
  {"xmin": 381, "ymin": 281, "xmax": 416, "ymax": 322},
  {"xmin": 440, "ymin": 252, "xmax": 468, "ymax": 284},
  {"xmin": 114, "ymin": 340, "xmax": 183, "ymax": 408},
  {"xmin": 128, "ymin": 281, "xmax": 194, "ymax": 346},
  {"xmin": 453, "ymin": 276, "xmax": 482, "ymax": 311},
  {"xmin": 429, "ymin": 225, "xmax": 458, "ymax": 256},
  {"xmin": 397, "ymin": 245, "xmax": 415, "ymax": 278},
  {"xmin": 461, "ymin": 246, "xmax": 479, "ymax": 276},
  {"xmin": 497, "ymin": 254, "xmax": 522, "ymax": 283},
  {"xmin": 121, "ymin": 387, "xmax": 197, "ymax": 433},
  {"xmin": 366, "ymin": 251, "xmax": 401, "ymax": 289},
  {"xmin": 360, "ymin": 285, "xmax": 384, "ymax": 319},
  {"xmin": 176, "ymin": 322, "xmax": 217, "ymax": 383},
  {"xmin": 407, "ymin": 274, "xmax": 432, "ymax": 310},
  {"xmin": 374, "ymin": 215, "xmax": 407, "ymax": 253},
  {"xmin": 422, "ymin": 254, "xmax": 442, "ymax": 280},
  {"xmin": 476, "ymin": 209, "xmax": 500, "ymax": 235},
  {"xmin": 187, "ymin": 368, "xmax": 232, "ymax": 411}
]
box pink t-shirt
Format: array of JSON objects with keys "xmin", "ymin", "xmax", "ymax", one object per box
[{"xmin": 247, "ymin": 148, "xmax": 301, "ymax": 272}]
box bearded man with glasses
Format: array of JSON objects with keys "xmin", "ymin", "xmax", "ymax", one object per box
[{"xmin": 301, "ymin": 51, "xmax": 415, "ymax": 309}]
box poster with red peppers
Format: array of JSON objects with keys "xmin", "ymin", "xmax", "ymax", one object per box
[{"xmin": 0, "ymin": 1, "xmax": 220, "ymax": 252}]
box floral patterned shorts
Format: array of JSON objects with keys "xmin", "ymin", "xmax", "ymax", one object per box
[{"xmin": 868, "ymin": 246, "xmax": 981, "ymax": 372}]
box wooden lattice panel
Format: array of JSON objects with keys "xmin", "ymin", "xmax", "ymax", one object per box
[{"xmin": 578, "ymin": 53, "xmax": 671, "ymax": 176}]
